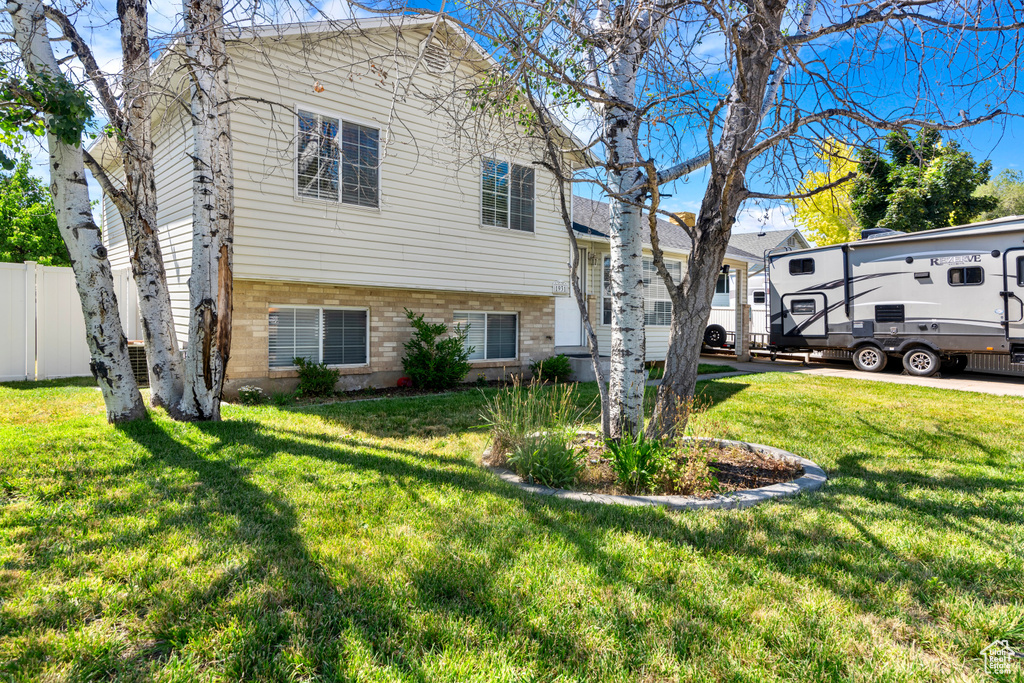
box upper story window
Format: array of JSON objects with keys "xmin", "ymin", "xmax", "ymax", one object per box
[
  {"xmin": 297, "ymin": 110, "xmax": 379, "ymax": 208},
  {"xmin": 789, "ymin": 258, "xmax": 815, "ymax": 275},
  {"xmin": 603, "ymin": 257, "xmax": 681, "ymax": 326},
  {"xmin": 948, "ymin": 266, "xmax": 983, "ymax": 286},
  {"xmin": 482, "ymin": 158, "xmax": 534, "ymax": 232}
]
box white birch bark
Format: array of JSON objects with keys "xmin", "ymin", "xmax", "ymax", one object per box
[
  {"xmin": 603, "ymin": 40, "xmax": 647, "ymax": 437},
  {"xmin": 178, "ymin": 0, "xmax": 233, "ymax": 420},
  {"xmin": 117, "ymin": 0, "xmax": 186, "ymax": 411},
  {"xmin": 7, "ymin": 0, "xmax": 146, "ymax": 423}
]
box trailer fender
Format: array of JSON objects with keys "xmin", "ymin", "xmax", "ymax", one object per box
[{"xmin": 894, "ymin": 338, "xmax": 942, "ymax": 355}]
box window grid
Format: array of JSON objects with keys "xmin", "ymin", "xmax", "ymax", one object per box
[
  {"xmin": 453, "ymin": 311, "xmax": 518, "ymax": 361},
  {"xmin": 268, "ymin": 306, "xmax": 368, "ymax": 369},
  {"xmin": 297, "ymin": 111, "xmax": 379, "ymax": 207},
  {"xmin": 482, "ymin": 158, "xmax": 534, "ymax": 232}
]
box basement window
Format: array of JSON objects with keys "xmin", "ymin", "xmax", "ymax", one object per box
[
  {"xmin": 268, "ymin": 306, "xmax": 368, "ymax": 368},
  {"xmin": 453, "ymin": 311, "xmax": 518, "ymax": 361},
  {"xmin": 948, "ymin": 266, "xmax": 984, "ymax": 286}
]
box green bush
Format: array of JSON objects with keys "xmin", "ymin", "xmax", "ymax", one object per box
[
  {"xmin": 271, "ymin": 391, "xmax": 295, "ymax": 407},
  {"xmin": 530, "ymin": 354, "xmax": 573, "ymax": 383},
  {"xmin": 292, "ymin": 357, "xmax": 340, "ymax": 397},
  {"xmin": 606, "ymin": 431, "xmax": 668, "ymax": 494},
  {"xmin": 401, "ymin": 309, "xmax": 472, "ymax": 391},
  {"xmin": 507, "ymin": 433, "xmax": 584, "ymax": 488},
  {"xmin": 481, "ymin": 377, "xmax": 591, "ymax": 459}
]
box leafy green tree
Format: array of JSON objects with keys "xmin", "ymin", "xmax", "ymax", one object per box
[
  {"xmin": 788, "ymin": 140, "xmax": 859, "ymax": 246},
  {"xmin": 0, "ymin": 156, "xmax": 68, "ymax": 266},
  {"xmin": 974, "ymin": 169, "xmax": 1024, "ymax": 221},
  {"xmin": 851, "ymin": 129, "xmax": 998, "ymax": 233}
]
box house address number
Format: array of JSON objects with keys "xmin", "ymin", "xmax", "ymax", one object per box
[{"xmin": 552, "ymin": 281, "xmax": 571, "ymax": 295}]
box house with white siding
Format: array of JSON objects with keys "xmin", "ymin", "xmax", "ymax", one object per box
[{"xmin": 94, "ymin": 17, "xmax": 760, "ymax": 394}]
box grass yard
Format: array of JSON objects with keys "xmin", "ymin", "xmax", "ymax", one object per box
[
  {"xmin": 648, "ymin": 363, "xmax": 735, "ymax": 380},
  {"xmin": 1, "ymin": 373, "xmax": 1022, "ymax": 681}
]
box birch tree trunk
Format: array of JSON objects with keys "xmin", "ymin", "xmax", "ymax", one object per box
[
  {"xmin": 604, "ymin": 49, "xmax": 646, "ymax": 438},
  {"xmin": 117, "ymin": 0, "xmax": 186, "ymax": 411},
  {"xmin": 7, "ymin": 0, "xmax": 146, "ymax": 423},
  {"xmin": 178, "ymin": 0, "xmax": 234, "ymax": 420}
]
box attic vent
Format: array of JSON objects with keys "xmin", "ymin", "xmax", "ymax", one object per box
[{"xmin": 419, "ymin": 37, "xmax": 451, "ymax": 74}]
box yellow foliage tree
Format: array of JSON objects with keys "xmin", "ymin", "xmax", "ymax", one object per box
[{"xmin": 788, "ymin": 140, "xmax": 859, "ymax": 246}]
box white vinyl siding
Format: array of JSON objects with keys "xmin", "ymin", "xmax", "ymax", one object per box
[
  {"xmin": 268, "ymin": 306, "xmax": 368, "ymax": 368},
  {"xmin": 482, "ymin": 158, "xmax": 534, "ymax": 232},
  {"xmin": 603, "ymin": 257, "xmax": 681, "ymax": 326},
  {"xmin": 453, "ymin": 311, "xmax": 517, "ymax": 360},
  {"xmin": 297, "ymin": 110, "xmax": 379, "ymax": 207}
]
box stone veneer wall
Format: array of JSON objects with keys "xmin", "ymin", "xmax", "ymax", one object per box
[{"xmin": 224, "ymin": 279, "xmax": 556, "ymax": 396}]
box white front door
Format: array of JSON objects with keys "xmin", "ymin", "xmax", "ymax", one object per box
[{"xmin": 554, "ymin": 249, "xmax": 586, "ymax": 346}]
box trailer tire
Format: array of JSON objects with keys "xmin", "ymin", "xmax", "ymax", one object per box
[
  {"xmin": 853, "ymin": 345, "xmax": 888, "ymax": 373},
  {"xmin": 902, "ymin": 347, "xmax": 940, "ymax": 377},
  {"xmin": 703, "ymin": 325, "xmax": 727, "ymax": 348}
]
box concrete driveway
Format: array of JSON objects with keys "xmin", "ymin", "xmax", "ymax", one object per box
[{"xmin": 691, "ymin": 356, "xmax": 1024, "ymax": 398}]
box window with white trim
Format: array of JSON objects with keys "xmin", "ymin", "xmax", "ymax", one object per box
[
  {"xmin": 297, "ymin": 111, "xmax": 379, "ymax": 207},
  {"xmin": 453, "ymin": 311, "xmax": 518, "ymax": 360},
  {"xmin": 602, "ymin": 257, "xmax": 682, "ymax": 326},
  {"xmin": 712, "ymin": 273, "xmax": 731, "ymax": 307},
  {"xmin": 268, "ymin": 307, "xmax": 368, "ymax": 368},
  {"xmin": 481, "ymin": 158, "xmax": 534, "ymax": 232}
]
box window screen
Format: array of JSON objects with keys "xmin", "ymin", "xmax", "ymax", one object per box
[
  {"xmin": 482, "ymin": 159, "xmax": 534, "ymax": 232},
  {"xmin": 948, "ymin": 266, "xmax": 984, "ymax": 286},
  {"xmin": 874, "ymin": 304, "xmax": 905, "ymax": 323},
  {"xmin": 791, "ymin": 299, "xmax": 816, "ymax": 315},
  {"xmin": 753, "ymin": 291, "xmax": 766, "ymax": 304},
  {"xmin": 643, "ymin": 259, "xmax": 681, "ymax": 326},
  {"xmin": 297, "ymin": 112, "xmax": 378, "ymax": 207},
  {"xmin": 789, "ymin": 258, "xmax": 815, "ymax": 275},
  {"xmin": 323, "ymin": 309, "xmax": 368, "ymax": 365},
  {"xmin": 453, "ymin": 312, "xmax": 517, "ymax": 360},
  {"xmin": 268, "ymin": 307, "xmax": 368, "ymax": 368}
]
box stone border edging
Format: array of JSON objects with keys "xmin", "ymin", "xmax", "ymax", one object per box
[{"xmin": 483, "ymin": 437, "xmax": 826, "ymax": 512}]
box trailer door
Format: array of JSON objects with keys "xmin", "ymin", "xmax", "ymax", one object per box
[
  {"xmin": 781, "ymin": 293, "xmax": 827, "ymax": 338},
  {"xmin": 1004, "ymin": 248, "xmax": 1024, "ymax": 340}
]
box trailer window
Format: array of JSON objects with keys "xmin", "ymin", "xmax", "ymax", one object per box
[
  {"xmin": 789, "ymin": 258, "xmax": 815, "ymax": 275},
  {"xmin": 875, "ymin": 304, "xmax": 905, "ymax": 323},
  {"xmin": 791, "ymin": 299, "xmax": 816, "ymax": 315},
  {"xmin": 948, "ymin": 266, "xmax": 984, "ymax": 286},
  {"xmin": 1017, "ymin": 256, "xmax": 1024, "ymax": 287},
  {"xmin": 753, "ymin": 291, "xmax": 766, "ymax": 304}
]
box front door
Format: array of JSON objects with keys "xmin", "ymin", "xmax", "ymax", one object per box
[
  {"xmin": 1003, "ymin": 248, "xmax": 1024, "ymax": 340},
  {"xmin": 781, "ymin": 292, "xmax": 827, "ymax": 338},
  {"xmin": 554, "ymin": 249, "xmax": 586, "ymax": 346}
]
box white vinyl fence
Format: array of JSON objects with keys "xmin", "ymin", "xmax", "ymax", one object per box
[{"xmin": 0, "ymin": 262, "xmax": 140, "ymax": 381}]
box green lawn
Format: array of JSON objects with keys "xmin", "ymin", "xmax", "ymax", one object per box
[
  {"xmin": 1, "ymin": 374, "xmax": 1022, "ymax": 681},
  {"xmin": 648, "ymin": 363, "xmax": 736, "ymax": 380}
]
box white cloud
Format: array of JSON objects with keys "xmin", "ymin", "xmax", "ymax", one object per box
[{"xmin": 732, "ymin": 203, "xmax": 795, "ymax": 234}]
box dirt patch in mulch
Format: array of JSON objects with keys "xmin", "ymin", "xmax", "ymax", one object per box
[{"xmin": 487, "ymin": 434, "xmax": 804, "ymax": 498}]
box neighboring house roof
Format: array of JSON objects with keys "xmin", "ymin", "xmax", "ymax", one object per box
[
  {"xmin": 729, "ymin": 229, "xmax": 810, "ymax": 261},
  {"xmin": 572, "ymin": 196, "xmax": 760, "ymax": 263}
]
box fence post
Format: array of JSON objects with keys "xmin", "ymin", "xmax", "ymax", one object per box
[{"xmin": 24, "ymin": 261, "xmax": 37, "ymax": 380}]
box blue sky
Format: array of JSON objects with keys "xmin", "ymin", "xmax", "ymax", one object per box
[{"xmin": 21, "ymin": 0, "xmax": 1024, "ymax": 234}]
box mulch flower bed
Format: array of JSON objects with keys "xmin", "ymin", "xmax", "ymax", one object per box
[{"xmin": 486, "ymin": 433, "xmax": 805, "ymax": 498}]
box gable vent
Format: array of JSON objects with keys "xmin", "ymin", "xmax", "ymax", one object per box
[{"xmin": 419, "ymin": 37, "xmax": 451, "ymax": 74}]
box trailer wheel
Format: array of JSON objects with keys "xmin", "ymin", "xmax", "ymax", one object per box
[
  {"xmin": 852, "ymin": 345, "xmax": 888, "ymax": 373},
  {"xmin": 902, "ymin": 347, "xmax": 940, "ymax": 377},
  {"xmin": 703, "ymin": 325, "xmax": 727, "ymax": 348}
]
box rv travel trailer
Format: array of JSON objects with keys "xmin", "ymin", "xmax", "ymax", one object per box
[{"xmin": 766, "ymin": 216, "xmax": 1024, "ymax": 377}]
